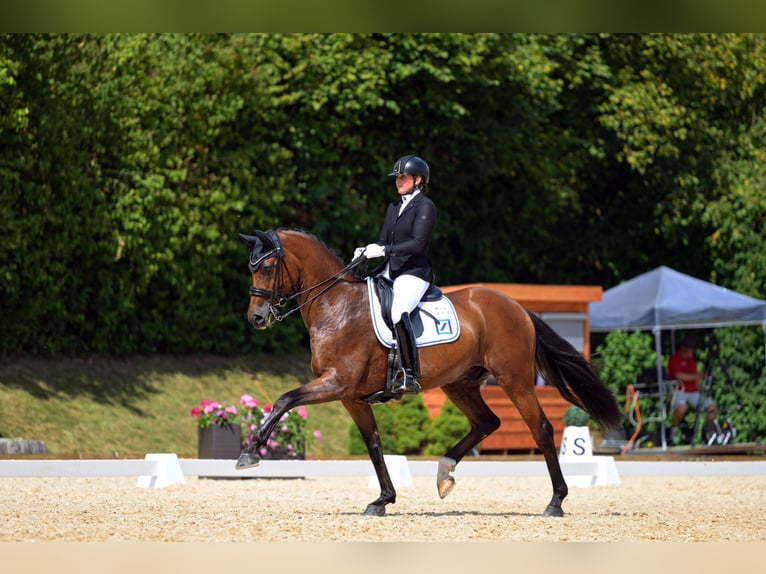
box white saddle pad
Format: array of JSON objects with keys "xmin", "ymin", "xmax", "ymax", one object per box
[{"xmin": 366, "ymin": 277, "xmax": 461, "ymax": 348}]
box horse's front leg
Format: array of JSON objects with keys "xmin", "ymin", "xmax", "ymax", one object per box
[
  {"xmin": 235, "ymin": 378, "xmax": 340, "ymax": 470},
  {"xmin": 235, "ymin": 405, "xmax": 285, "ymax": 469},
  {"xmin": 343, "ymin": 400, "xmax": 396, "ymax": 516}
]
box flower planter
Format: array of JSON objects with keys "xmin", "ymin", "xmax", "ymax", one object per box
[
  {"xmin": 190, "ymin": 396, "xmax": 319, "ymax": 468},
  {"xmin": 198, "ymin": 424, "xmax": 241, "ymax": 459}
]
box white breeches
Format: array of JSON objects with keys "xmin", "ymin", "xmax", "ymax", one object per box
[{"xmin": 390, "ymin": 274, "xmax": 429, "ymax": 324}]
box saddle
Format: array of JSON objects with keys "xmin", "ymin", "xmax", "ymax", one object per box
[
  {"xmin": 362, "ymin": 277, "xmax": 447, "ymax": 405},
  {"xmin": 373, "ymin": 276, "xmax": 443, "ymax": 336}
]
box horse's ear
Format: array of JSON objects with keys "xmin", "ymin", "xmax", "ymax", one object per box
[{"xmin": 239, "ymin": 233, "xmax": 258, "ymax": 248}]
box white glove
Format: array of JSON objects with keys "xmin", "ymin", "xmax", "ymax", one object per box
[
  {"xmin": 364, "ymin": 243, "xmax": 386, "ymax": 259},
  {"xmin": 353, "ymin": 247, "xmax": 366, "ymax": 260}
]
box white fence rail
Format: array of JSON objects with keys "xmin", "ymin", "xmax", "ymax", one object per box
[{"xmin": 0, "ymin": 455, "xmax": 763, "ymax": 489}]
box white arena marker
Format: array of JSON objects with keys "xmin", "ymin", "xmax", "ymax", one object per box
[
  {"xmin": 136, "ymin": 453, "xmax": 186, "ymax": 488},
  {"xmin": 558, "ymin": 426, "xmax": 620, "ymax": 487},
  {"xmin": 368, "ymin": 454, "xmax": 413, "ymax": 489}
]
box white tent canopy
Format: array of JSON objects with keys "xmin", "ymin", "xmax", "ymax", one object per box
[{"xmin": 589, "ymin": 266, "xmax": 766, "ymax": 449}]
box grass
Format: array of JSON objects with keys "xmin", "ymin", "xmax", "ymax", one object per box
[{"xmin": 0, "ymin": 352, "xmax": 353, "ymax": 458}]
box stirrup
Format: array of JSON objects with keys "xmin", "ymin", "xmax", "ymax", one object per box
[
  {"xmin": 361, "ymin": 388, "xmax": 404, "ymax": 404},
  {"xmin": 391, "ymin": 369, "xmax": 420, "ymax": 395}
]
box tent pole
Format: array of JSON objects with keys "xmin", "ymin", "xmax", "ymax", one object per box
[
  {"xmin": 763, "ymin": 323, "xmax": 766, "ymax": 367},
  {"xmin": 654, "ymin": 327, "xmax": 667, "ymax": 451}
]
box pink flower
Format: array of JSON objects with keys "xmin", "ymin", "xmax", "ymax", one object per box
[
  {"xmin": 264, "ymin": 403, "xmax": 273, "ymax": 414},
  {"xmin": 202, "ymin": 400, "xmax": 220, "ymax": 414},
  {"xmin": 240, "ymin": 394, "xmax": 259, "ymax": 409},
  {"xmin": 189, "ymin": 407, "xmax": 201, "ymax": 418},
  {"xmin": 313, "ymin": 430, "xmax": 322, "ymax": 441},
  {"xmin": 225, "ymin": 405, "xmax": 237, "ymax": 415},
  {"xmin": 297, "ymin": 405, "xmax": 308, "ymax": 419}
]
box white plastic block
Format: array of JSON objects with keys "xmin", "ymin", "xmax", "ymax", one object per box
[
  {"xmin": 136, "ymin": 453, "xmax": 186, "ymax": 488},
  {"xmin": 368, "ymin": 454, "xmax": 413, "ymax": 489}
]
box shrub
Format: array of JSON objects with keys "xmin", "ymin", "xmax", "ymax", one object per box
[
  {"xmin": 391, "ymin": 395, "xmax": 430, "ymax": 454},
  {"xmin": 347, "ymin": 395, "xmax": 464, "ymax": 457},
  {"xmin": 563, "ymin": 405, "xmax": 590, "ymax": 427},
  {"xmin": 423, "ymin": 400, "xmax": 470, "ymax": 457},
  {"xmin": 348, "ymin": 403, "xmax": 398, "ymax": 455},
  {"xmin": 594, "ymin": 330, "xmax": 658, "ymax": 395}
]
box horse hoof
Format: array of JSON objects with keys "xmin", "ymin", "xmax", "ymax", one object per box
[
  {"xmin": 363, "ymin": 504, "xmax": 386, "ymax": 517},
  {"xmin": 543, "ymin": 505, "xmax": 564, "ymax": 518},
  {"xmin": 235, "ymin": 452, "xmax": 261, "ymax": 470},
  {"xmin": 437, "ymin": 477, "xmax": 455, "ymax": 499}
]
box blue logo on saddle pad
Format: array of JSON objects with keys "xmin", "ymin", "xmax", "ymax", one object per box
[
  {"xmin": 366, "ymin": 278, "xmax": 461, "ymax": 348},
  {"xmin": 436, "ymin": 319, "xmax": 453, "ymax": 335}
]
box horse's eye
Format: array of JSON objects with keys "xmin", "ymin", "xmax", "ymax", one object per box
[{"xmin": 261, "ymin": 264, "xmax": 274, "ymax": 277}]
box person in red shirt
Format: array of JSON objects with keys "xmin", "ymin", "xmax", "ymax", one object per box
[{"xmin": 667, "ymin": 335, "xmax": 717, "ymax": 443}]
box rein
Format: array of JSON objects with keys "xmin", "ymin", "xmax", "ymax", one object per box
[{"xmin": 250, "ymin": 235, "xmax": 367, "ymax": 323}]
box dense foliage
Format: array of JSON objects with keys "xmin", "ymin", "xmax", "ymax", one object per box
[
  {"xmin": 563, "ymin": 405, "xmax": 590, "ymax": 427},
  {"xmin": 2, "ymin": 34, "xmax": 765, "ymax": 442},
  {"xmin": 4, "ymin": 33, "xmax": 766, "ymax": 356}
]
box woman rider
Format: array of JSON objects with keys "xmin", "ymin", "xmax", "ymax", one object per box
[{"xmin": 354, "ymin": 155, "xmax": 437, "ymax": 396}]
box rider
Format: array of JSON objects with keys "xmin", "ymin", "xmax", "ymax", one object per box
[{"xmin": 354, "ymin": 154, "xmax": 437, "ymax": 396}]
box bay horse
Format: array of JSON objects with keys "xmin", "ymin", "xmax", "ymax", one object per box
[{"xmin": 236, "ymin": 228, "xmax": 623, "ymax": 517}]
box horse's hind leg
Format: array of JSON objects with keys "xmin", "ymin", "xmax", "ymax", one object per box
[
  {"xmin": 437, "ymin": 381, "xmax": 501, "ymax": 498},
  {"xmin": 500, "ymin": 378, "xmax": 568, "ymax": 517}
]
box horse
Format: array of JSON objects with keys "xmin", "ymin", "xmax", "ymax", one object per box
[{"xmin": 236, "ymin": 228, "xmax": 623, "ymax": 517}]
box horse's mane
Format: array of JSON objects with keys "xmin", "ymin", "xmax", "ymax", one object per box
[{"xmin": 278, "ymin": 227, "xmax": 364, "ymax": 280}]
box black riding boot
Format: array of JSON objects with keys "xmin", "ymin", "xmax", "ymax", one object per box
[{"xmin": 392, "ymin": 312, "xmax": 420, "ymax": 395}]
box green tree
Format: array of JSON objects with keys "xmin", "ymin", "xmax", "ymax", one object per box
[
  {"xmin": 348, "ymin": 403, "xmax": 397, "ymax": 455},
  {"xmin": 424, "ymin": 400, "xmax": 471, "ymax": 457},
  {"xmin": 702, "ymin": 328, "xmax": 766, "ymax": 444},
  {"xmin": 594, "ymin": 330, "xmax": 658, "ymax": 395},
  {"xmin": 391, "ymin": 394, "xmax": 430, "ymax": 454}
]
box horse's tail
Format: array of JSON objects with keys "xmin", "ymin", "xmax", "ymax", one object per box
[{"xmin": 527, "ymin": 310, "xmax": 623, "ymax": 430}]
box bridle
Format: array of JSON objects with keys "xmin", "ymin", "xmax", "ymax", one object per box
[{"xmin": 245, "ymin": 230, "xmax": 365, "ymax": 323}]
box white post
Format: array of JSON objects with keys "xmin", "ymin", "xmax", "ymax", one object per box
[
  {"xmin": 368, "ymin": 455, "xmax": 413, "ymax": 489},
  {"xmin": 654, "ymin": 327, "xmax": 667, "ymax": 451}
]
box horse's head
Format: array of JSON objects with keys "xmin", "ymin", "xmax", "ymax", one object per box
[
  {"xmin": 239, "ymin": 230, "xmax": 296, "ymax": 329},
  {"xmin": 240, "ymin": 228, "xmax": 355, "ymax": 330}
]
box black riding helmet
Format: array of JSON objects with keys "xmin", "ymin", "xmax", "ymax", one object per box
[{"xmin": 388, "ymin": 155, "xmax": 430, "ymax": 186}]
